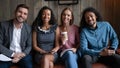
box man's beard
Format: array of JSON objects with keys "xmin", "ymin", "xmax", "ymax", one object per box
[{"xmin": 15, "ymin": 17, "xmax": 25, "ymax": 23}]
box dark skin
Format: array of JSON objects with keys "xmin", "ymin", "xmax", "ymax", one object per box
[
  {"xmin": 32, "ymin": 9, "xmax": 60, "ymax": 68},
  {"xmin": 85, "ymin": 11, "xmax": 115, "ymax": 56}
]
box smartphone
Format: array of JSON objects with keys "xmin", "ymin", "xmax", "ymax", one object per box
[{"xmin": 108, "ymin": 47, "xmax": 115, "ymax": 50}]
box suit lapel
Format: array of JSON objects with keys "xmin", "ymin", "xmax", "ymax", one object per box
[
  {"xmin": 9, "ymin": 21, "xmax": 14, "ymax": 43},
  {"xmin": 20, "ymin": 23, "xmax": 26, "ymax": 46}
]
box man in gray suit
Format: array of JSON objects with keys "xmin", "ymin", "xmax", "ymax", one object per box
[{"xmin": 0, "ymin": 4, "xmax": 32, "ymax": 68}]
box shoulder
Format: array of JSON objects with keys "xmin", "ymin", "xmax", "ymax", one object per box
[
  {"xmin": 52, "ymin": 23, "xmax": 58, "ymax": 29},
  {"xmin": 0, "ymin": 19, "xmax": 13, "ymax": 28},
  {"xmin": 55, "ymin": 25, "xmax": 60, "ymax": 33},
  {"xmin": 72, "ymin": 24, "xmax": 79, "ymax": 28},
  {"xmin": 50, "ymin": 24, "xmax": 58, "ymax": 32},
  {"xmin": 23, "ymin": 23, "xmax": 31, "ymax": 32},
  {"xmin": 72, "ymin": 24, "xmax": 80, "ymax": 32},
  {"xmin": 98, "ymin": 21, "xmax": 111, "ymax": 26},
  {"xmin": 97, "ymin": 21, "xmax": 114, "ymax": 30},
  {"xmin": 24, "ymin": 23, "xmax": 31, "ymax": 28},
  {"xmin": 71, "ymin": 24, "xmax": 79, "ymax": 30}
]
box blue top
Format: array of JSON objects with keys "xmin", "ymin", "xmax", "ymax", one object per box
[
  {"xmin": 80, "ymin": 21, "xmax": 119, "ymax": 56},
  {"xmin": 36, "ymin": 24, "xmax": 57, "ymax": 52},
  {"xmin": 34, "ymin": 24, "xmax": 58, "ymax": 63}
]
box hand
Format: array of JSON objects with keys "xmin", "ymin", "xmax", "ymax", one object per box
[
  {"xmin": 100, "ymin": 48, "xmax": 115, "ymax": 56},
  {"xmin": 49, "ymin": 50, "xmax": 56, "ymax": 54},
  {"xmin": 12, "ymin": 57, "xmax": 20, "ymax": 63},
  {"xmin": 40, "ymin": 50, "xmax": 48, "ymax": 54},
  {"xmin": 100, "ymin": 48, "xmax": 109, "ymax": 56},
  {"xmin": 60, "ymin": 35, "xmax": 67, "ymax": 45},
  {"xmin": 13, "ymin": 52, "xmax": 26, "ymax": 59},
  {"xmin": 116, "ymin": 48, "xmax": 120, "ymax": 54},
  {"xmin": 72, "ymin": 48, "xmax": 76, "ymax": 53},
  {"xmin": 107, "ymin": 49, "xmax": 115, "ymax": 55},
  {"xmin": 61, "ymin": 38, "xmax": 67, "ymax": 45}
]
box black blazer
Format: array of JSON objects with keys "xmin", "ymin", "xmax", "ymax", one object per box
[{"xmin": 0, "ymin": 19, "xmax": 32, "ymax": 57}]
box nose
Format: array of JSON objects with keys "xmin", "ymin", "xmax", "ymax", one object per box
[
  {"xmin": 88, "ymin": 16, "xmax": 92, "ymax": 20},
  {"xmin": 43, "ymin": 14, "xmax": 47, "ymax": 18},
  {"xmin": 21, "ymin": 13, "xmax": 25, "ymax": 17},
  {"xmin": 65, "ymin": 15, "xmax": 68, "ymax": 18}
]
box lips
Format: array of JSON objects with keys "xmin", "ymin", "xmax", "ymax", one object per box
[
  {"xmin": 43, "ymin": 18, "xmax": 50, "ymax": 22},
  {"xmin": 63, "ymin": 18, "xmax": 69, "ymax": 21},
  {"xmin": 17, "ymin": 17, "xmax": 24, "ymax": 23}
]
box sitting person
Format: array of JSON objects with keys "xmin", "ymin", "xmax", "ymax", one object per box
[
  {"xmin": 0, "ymin": 4, "xmax": 32, "ymax": 68},
  {"xmin": 32, "ymin": 6, "xmax": 60, "ymax": 68},
  {"xmin": 58, "ymin": 7, "xmax": 80, "ymax": 68},
  {"xmin": 77, "ymin": 7, "xmax": 120, "ymax": 68}
]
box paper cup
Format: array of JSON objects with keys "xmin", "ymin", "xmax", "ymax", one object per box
[{"xmin": 61, "ymin": 32, "xmax": 68, "ymax": 41}]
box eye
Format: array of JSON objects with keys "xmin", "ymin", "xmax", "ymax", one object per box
[
  {"xmin": 24, "ymin": 13, "xmax": 28, "ymax": 16},
  {"xmin": 42, "ymin": 14, "xmax": 45, "ymax": 16},
  {"xmin": 90, "ymin": 15, "xmax": 93, "ymax": 17},
  {"xmin": 67, "ymin": 14, "xmax": 70, "ymax": 17},
  {"xmin": 47, "ymin": 13, "xmax": 50, "ymax": 16}
]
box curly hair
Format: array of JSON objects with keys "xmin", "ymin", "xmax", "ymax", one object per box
[
  {"xmin": 80, "ymin": 7, "xmax": 103, "ymax": 28},
  {"xmin": 32, "ymin": 6, "xmax": 56, "ymax": 30}
]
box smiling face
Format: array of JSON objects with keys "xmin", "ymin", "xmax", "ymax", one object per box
[
  {"xmin": 62, "ymin": 9, "xmax": 72, "ymax": 26},
  {"xmin": 15, "ymin": 7, "xmax": 28, "ymax": 23},
  {"xmin": 42, "ymin": 9, "xmax": 51, "ymax": 23},
  {"xmin": 85, "ymin": 11, "xmax": 97, "ymax": 28}
]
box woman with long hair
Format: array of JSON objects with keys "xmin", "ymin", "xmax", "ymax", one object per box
[{"xmin": 32, "ymin": 6, "xmax": 60, "ymax": 68}]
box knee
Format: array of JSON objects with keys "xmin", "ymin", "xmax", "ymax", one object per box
[
  {"xmin": 82, "ymin": 55, "xmax": 92, "ymax": 62},
  {"xmin": 42, "ymin": 54, "xmax": 54, "ymax": 62},
  {"xmin": 20, "ymin": 56, "xmax": 33, "ymax": 68},
  {"xmin": 42, "ymin": 55, "xmax": 49, "ymax": 61},
  {"xmin": 65, "ymin": 51, "xmax": 74, "ymax": 57}
]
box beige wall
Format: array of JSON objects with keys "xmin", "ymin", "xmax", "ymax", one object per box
[{"xmin": 0, "ymin": 0, "xmax": 120, "ymax": 40}]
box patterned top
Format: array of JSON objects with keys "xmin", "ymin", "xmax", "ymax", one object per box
[
  {"xmin": 35, "ymin": 24, "xmax": 57, "ymax": 52},
  {"xmin": 34, "ymin": 24, "xmax": 57, "ymax": 63}
]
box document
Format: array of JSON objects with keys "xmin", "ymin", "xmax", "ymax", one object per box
[
  {"xmin": 60, "ymin": 48, "xmax": 73, "ymax": 57},
  {"xmin": 0, "ymin": 54, "xmax": 12, "ymax": 61}
]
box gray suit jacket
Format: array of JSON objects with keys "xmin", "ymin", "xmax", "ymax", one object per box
[{"xmin": 0, "ymin": 19, "xmax": 32, "ymax": 57}]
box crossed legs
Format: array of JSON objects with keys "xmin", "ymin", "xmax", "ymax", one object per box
[{"xmin": 41, "ymin": 54, "xmax": 55, "ymax": 68}]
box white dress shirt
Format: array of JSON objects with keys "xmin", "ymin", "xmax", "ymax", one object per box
[{"xmin": 10, "ymin": 24, "xmax": 22, "ymax": 54}]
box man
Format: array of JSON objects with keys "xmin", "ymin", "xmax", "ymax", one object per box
[
  {"xmin": 77, "ymin": 7, "xmax": 120, "ymax": 68},
  {"xmin": 0, "ymin": 4, "xmax": 32, "ymax": 68}
]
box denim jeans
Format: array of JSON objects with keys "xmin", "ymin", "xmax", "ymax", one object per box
[
  {"xmin": 61, "ymin": 50, "xmax": 78, "ymax": 68},
  {"xmin": 0, "ymin": 54, "xmax": 33, "ymax": 68}
]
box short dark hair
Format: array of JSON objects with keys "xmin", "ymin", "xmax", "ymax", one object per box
[
  {"xmin": 60, "ymin": 7, "xmax": 74, "ymax": 25},
  {"xmin": 80, "ymin": 7, "xmax": 103, "ymax": 28},
  {"xmin": 15, "ymin": 4, "xmax": 29, "ymax": 12}
]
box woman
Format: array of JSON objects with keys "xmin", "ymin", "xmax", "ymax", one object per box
[
  {"xmin": 58, "ymin": 7, "xmax": 80, "ymax": 68},
  {"xmin": 32, "ymin": 6, "xmax": 60, "ymax": 68}
]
